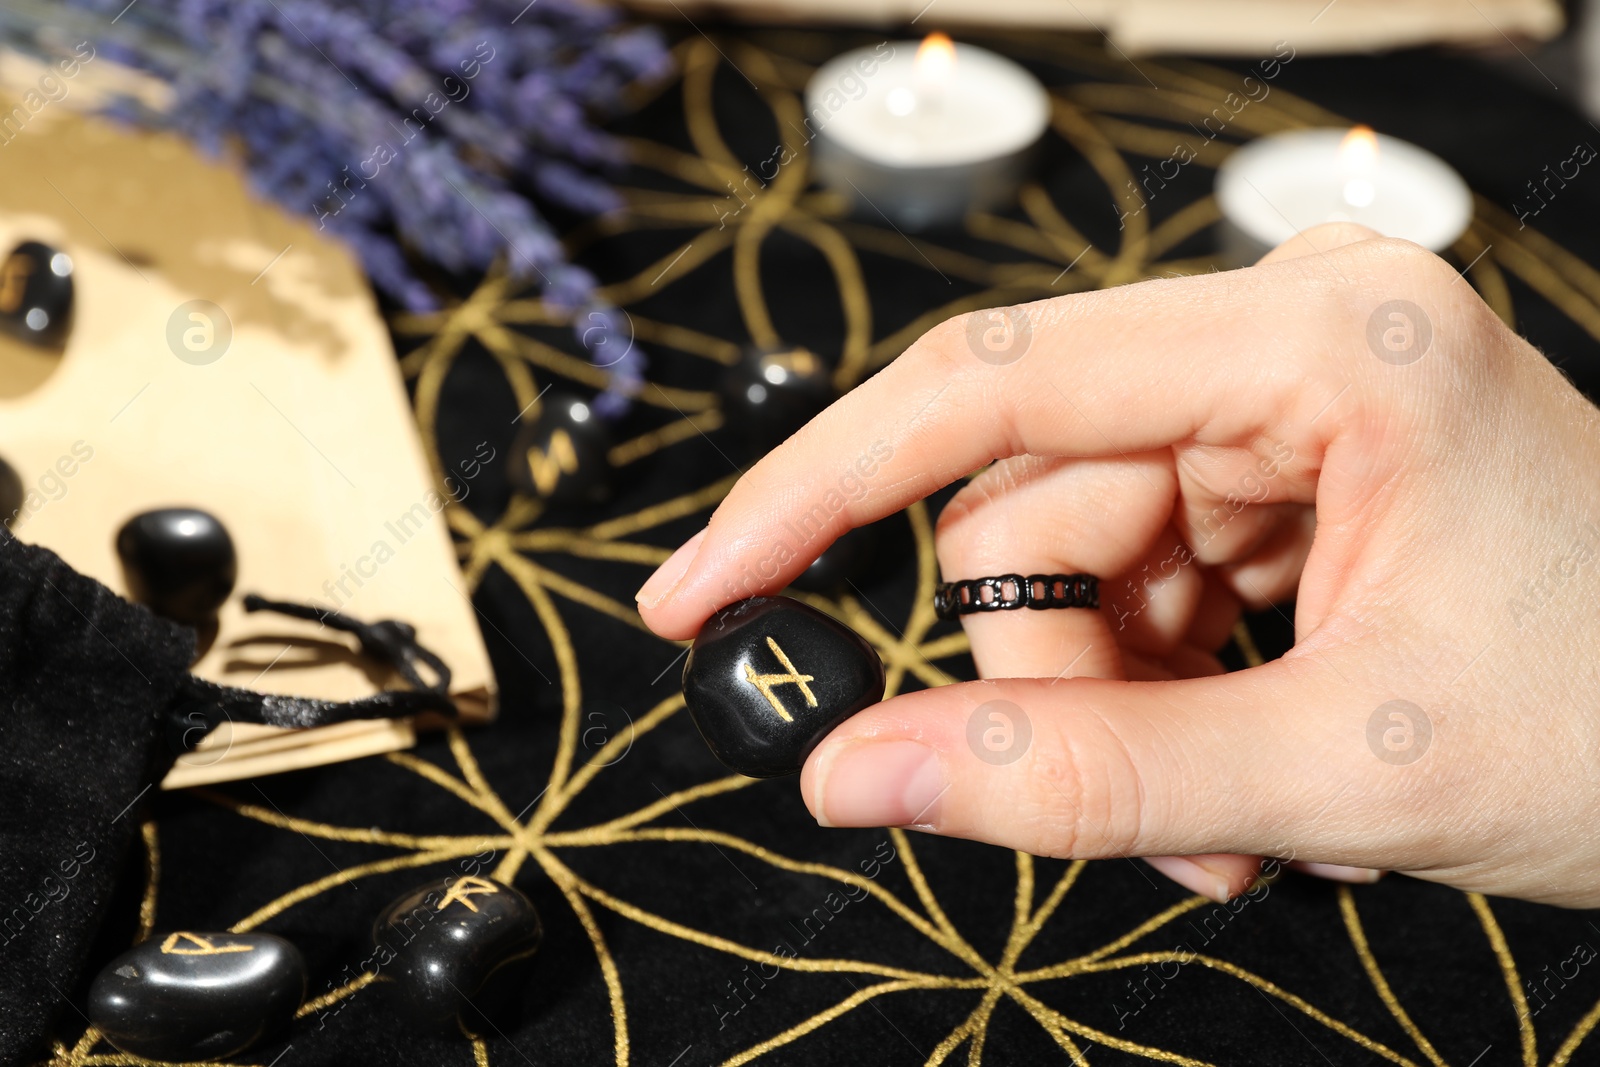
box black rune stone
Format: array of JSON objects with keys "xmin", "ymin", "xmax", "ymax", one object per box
[
  {"xmin": 115, "ymin": 507, "xmax": 238, "ymax": 626},
  {"xmin": 683, "ymin": 596, "xmax": 885, "ymax": 778},
  {"xmin": 508, "ymin": 393, "xmax": 612, "ymax": 504},
  {"xmin": 373, "ymin": 875, "xmax": 543, "ymax": 1027},
  {"xmin": 88, "ymin": 931, "xmax": 305, "ymax": 1062},
  {"xmin": 719, "ymin": 346, "xmax": 836, "ymax": 454},
  {"xmin": 0, "ymin": 240, "xmax": 73, "ymax": 347}
]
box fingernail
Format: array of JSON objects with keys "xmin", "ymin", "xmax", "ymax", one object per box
[
  {"xmin": 812, "ymin": 741, "xmax": 946, "ymax": 829},
  {"xmin": 637, "ymin": 528, "xmax": 707, "ymax": 609},
  {"xmin": 1144, "ymin": 856, "xmax": 1232, "ymax": 903},
  {"xmin": 1293, "ymin": 861, "xmax": 1385, "ymax": 884}
]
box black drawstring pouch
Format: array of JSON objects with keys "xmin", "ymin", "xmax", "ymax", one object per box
[{"xmin": 0, "ymin": 535, "xmax": 455, "ymax": 1061}]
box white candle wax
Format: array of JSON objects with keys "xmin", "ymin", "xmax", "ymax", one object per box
[
  {"xmin": 806, "ymin": 38, "xmax": 1050, "ymax": 228},
  {"xmin": 1215, "ymin": 127, "xmax": 1472, "ymax": 262}
]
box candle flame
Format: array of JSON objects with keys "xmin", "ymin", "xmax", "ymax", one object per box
[
  {"xmin": 914, "ymin": 33, "xmax": 956, "ymax": 84},
  {"xmin": 1339, "ymin": 125, "xmax": 1379, "ymax": 173}
]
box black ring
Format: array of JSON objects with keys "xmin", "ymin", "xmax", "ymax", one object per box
[{"xmin": 934, "ymin": 573, "xmax": 1098, "ymax": 621}]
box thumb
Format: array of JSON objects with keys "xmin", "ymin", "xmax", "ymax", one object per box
[{"xmin": 800, "ymin": 661, "xmax": 1380, "ymax": 866}]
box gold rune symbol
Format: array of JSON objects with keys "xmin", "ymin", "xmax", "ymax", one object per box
[
  {"xmin": 0, "ymin": 254, "xmax": 32, "ymax": 314},
  {"xmin": 742, "ymin": 636, "xmax": 817, "ymax": 723},
  {"xmin": 160, "ymin": 932, "xmax": 254, "ymax": 956},
  {"xmin": 525, "ymin": 428, "xmax": 578, "ymax": 495},
  {"xmin": 436, "ymin": 875, "xmax": 501, "ymax": 913}
]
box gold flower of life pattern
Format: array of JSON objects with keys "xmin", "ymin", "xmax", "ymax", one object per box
[{"xmin": 47, "ymin": 29, "xmax": 1600, "ymax": 1067}]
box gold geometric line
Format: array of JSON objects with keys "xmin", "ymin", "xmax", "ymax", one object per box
[
  {"xmin": 1144, "ymin": 196, "xmax": 1225, "ymax": 261},
  {"xmin": 545, "ymin": 776, "xmax": 761, "ymax": 840},
  {"xmin": 916, "ymin": 630, "xmax": 972, "ymax": 662},
  {"xmin": 459, "ymin": 1018, "xmax": 492, "ymax": 1067},
  {"xmin": 1230, "ymin": 619, "xmax": 1265, "ymax": 669},
  {"xmin": 557, "ymin": 825, "xmax": 980, "ymax": 962},
  {"xmin": 967, "ymin": 209, "xmax": 1103, "ymax": 271},
  {"xmin": 496, "ymin": 549, "xmax": 660, "ymax": 638},
  {"xmin": 720, "ymin": 979, "xmax": 933, "ymax": 1067},
  {"xmin": 230, "ymin": 845, "xmax": 502, "ymax": 932},
  {"xmin": 1003, "ymin": 851, "xmax": 1036, "ymax": 968},
  {"xmin": 444, "ymin": 726, "xmax": 525, "ymax": 833},
  {"xmin": 585, "ymin": 473, "xmax": 736, "ymax": 542},
  {"xmin": 297, "ymin": 970, "xmax": 379, "ymax": 1017},
  {"xmin": 619, "ymin": 135, "xmax": 741, "ymax": 192},
  {"xmin": 546, "ymin": 692, "xmax": 689, "ymax": 817},
  {"xmin": 625, "ymin": 314, "xmax": 743, "ymax": 364},
  {"xmin": 609, "ymin": 409, "xmax": 726, "ymax": 468},
  {"xmin": 1453, "ymin": 224, "xmax": 1515, "ymax": 328},
  {"xmin": 1549, "ymin": 992, "xmax": 1600, "ymax": 1067},
  {"xmin": 538, "ymin": 851, "xmax": 632, "ymax": 1067},
  {"xmin": 1018, "ymin": 895, "xmax": 1211, "ymax": 979},
  {"xmin": 596, "ymin": 226, "xmax": 738, "ymax": 307},
  {"xmin": 1475, "ymin": 196, "xmax": 1600, "ymax": 311},
  {"xmin": 1475, "ymin": 210, "xmax": 1600, "ymax": 345},
  {"xmin": 682, "ymin": 38, "xmax": 745, "ymax": 172},
  {"xmin": 1339, "ymin": 885, "xmax": 1449, "ymax": 1067},
  {"xmin": 775, "ymin": 214, "xmax": 873, "ymax": 390},
  {"xmin": 560, "ymin": 854, "xmax": 973, "ymax": 984},
  {"xmin": 385, "ymin": 752, "xmax": 521, "ymax": 830},
  {"xmin": 733, "ymin": 216, "xmax": 782, "ymax": 350},
  {"xmin": 1069, "ymin": 953, "xmax": 1423, "ymax": 1067},
  {"xmin": 1010, "ymin": 984, "xmax": 1190, "ymax": 1066},
  {"xmin": 1047, "ymin": 97, "xmax": 1147, "ymax": 271},
  {"xmin": 506, "ymin": 329, "xmax": 719, "ymax": 412},
  {"xmin": 1468, "ymin": 892, "xmax": 1538, "ymax": 1067},
  {"xmin": 1018, "ymin": 862, "xmax": 1088, "ymax": 962},
  {"xmin": 1018, "ymin": 183, "xmax": 1108, "ymax": 275},
  {"xmin": 1009, "ymin": 989, "xmax": 1092, "ymax": 1066},
  {"xmin": 544, "ymin": 536, "xmax": 676, "ymax": 567},
  {"xmin": 838, "ymin": 599, "xmax": 957, "ymax": 694},
  {"xmin": 963, "ymin": 987, "xmax": 1006, "ymax": 1067},
  {"xmin": 137, "ymin": 819, "xmax": 159, "ymax": 944},
  {"xmin": 888, "ymin": 827, "xmax": 977, "ymax": 968},
  {"xmin": 192, "ymin": 788, "xmax": 483, "ymax": 850}
]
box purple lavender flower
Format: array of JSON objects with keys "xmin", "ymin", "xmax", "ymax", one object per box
[{"xmin": 0, "ymin": 0, "xmax": 668, "ymax": 413}]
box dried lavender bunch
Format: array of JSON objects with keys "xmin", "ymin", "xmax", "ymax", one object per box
[{"xmin": 0, "ymin": 0, "xmax": 665, "ymax": 410}]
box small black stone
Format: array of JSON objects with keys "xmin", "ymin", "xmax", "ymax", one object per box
[
  {"xmin": 507, "ymin": 393, "xmax": 612, "ymax": 504},
  {"xmin": 719, "ymin": 346, "xmax": 835, "ymax": 453},
  {"xmin": 373, "ymin": 875, "xmax": 543, "ymax": 1027},
  {"xmin": 115, "ymin": 508, "xmax": 237, "ymax": 625},
  {"xmin": 0, "ymin": 454, "xmax": 21, "ymax": 527},
  {"xmin": 0, "ymin": 240, "xmax": 73, "ymax": 347},
  {"xmin": 788, "ymin": 523, "xmax": 880, "ymax": 593},
  {"xmin": 683, "ymin": 596, "xmax": 885, "ymax": 778},
  {"xmin": 88, "ymin": 931, "xmax": 305, "ymax": 1062}
]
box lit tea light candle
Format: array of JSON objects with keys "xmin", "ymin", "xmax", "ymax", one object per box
[
  {"xmin": 1215, "ymin": 126, "xmax": 1472, "ymax": 264},
  {"xmin": 807, "ymin": 34, "xmax": 1050, "ymax": 229}
]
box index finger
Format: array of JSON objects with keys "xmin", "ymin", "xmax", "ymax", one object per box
[{"xmin": 636, "ymin": 235, "xmax": 1446, "ymax": 639}]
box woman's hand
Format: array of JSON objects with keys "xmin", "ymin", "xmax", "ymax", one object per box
[{"xmin": 636, "ymin": 223, "xmax": 1600, "ymax": 907}]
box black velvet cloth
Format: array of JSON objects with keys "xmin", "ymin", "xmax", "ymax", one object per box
[
  {"xmin": 0, "ymin": 537, "xmax": 194, "ymax": 1063},
  {"xmin": 17, "ymin": 26, "xmax": 1600, "ymax": 1067}
]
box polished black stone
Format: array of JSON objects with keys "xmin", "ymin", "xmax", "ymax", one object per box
[
  {"xmin": 683, "ymin": 596, "xmax": 885, "ymax": 777},
  {"xmin": 88, "ymin": 931, "xmax": 305, "ymax": 1061},
  {"xmin": 788, "ymin": 523, "xmax": 880, "ymax": 593},
  {"xmin": 373, "ymin": 875, "xmax": 543, "ymax": 1027},
  {"xmin": 719, "ymin": 346, "xmax": 835, "ymax": 453},
  {"xmin": 0, "ymin": 240, "xmax": 72, "ymax": 347},
  {"xmin": 508, "ymin": 393, "xmax": 612, "ymax": 503},
  {"xmin": 115, "ymin": 508, "xmax": 238, "ymax": 625},
  {"xmin": 0, "ymin": 454, "xmax": 20, "ymax": 527}
]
